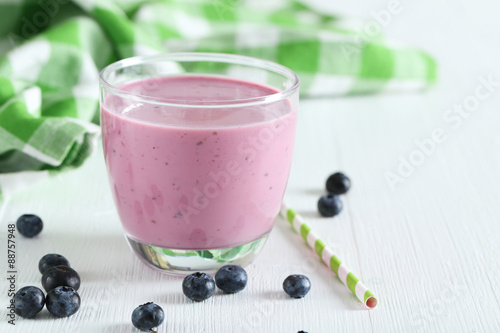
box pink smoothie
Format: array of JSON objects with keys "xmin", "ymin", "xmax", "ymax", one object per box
[{"xmin": 101, "ymin": 75, "xmax": 297, "ymax": 250}]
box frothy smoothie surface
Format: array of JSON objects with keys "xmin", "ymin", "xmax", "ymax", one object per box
[{"xmin": 102, "ymin": 75, "xmax": 297, "ymax": 250}]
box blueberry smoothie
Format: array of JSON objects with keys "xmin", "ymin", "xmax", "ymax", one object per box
[{"xmin": 101, "ymin": 75, "xmax": 297, "ymax": 251}]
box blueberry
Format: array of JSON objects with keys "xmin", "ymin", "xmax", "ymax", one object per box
[
  {"xmin": 45, "ymin": 286, "xmax": 80, "ymax": 317},
  {"xmin": 317, "ymin": 194, "xmax": 343, "ymax": 217},
  {"xmin": 41, "ymin": 265, "xmax": 80, "ymax": 292},
  {"xmin": 215, "ymin": 265, "xmax": 248, "ymax": 294},
  {"xmin": 13, "ymin": 286, "xmax": 45, "ymax": 318},
  {"xmin": 283, "ymin": 274, "xmax": 311, "ymax": 298},
  {"xmin": 326, "ymin": 172, "xmax": 351, "ymax": 194},
  {"xmin": 131, "ymin": 302, "xmax": 165, "ymax": 331},
  {"xmin": 16, "ymin": 214, "xmax": 43, "ymax": 238},
  {"xmin": 39, "ymin": 254, "xmax": 70, "ymax": 274},
  {"xmin": 182, "ymin": 272, "xmax": 215, "ymax": 302}
]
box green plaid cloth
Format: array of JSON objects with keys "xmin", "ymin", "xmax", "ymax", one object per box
[{"xmin": 0, "ymin": 0, "xmax": 437, "ymax": 199}]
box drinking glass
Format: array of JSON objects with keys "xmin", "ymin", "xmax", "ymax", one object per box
[{"xmin": 99, "ymin": 53, "xmax": 299, "ymax": 274}]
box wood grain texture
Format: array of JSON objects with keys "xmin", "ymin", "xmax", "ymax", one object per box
[{"xmin": 2, "ymin": 0, "xmax": 500, "ymax": 332}]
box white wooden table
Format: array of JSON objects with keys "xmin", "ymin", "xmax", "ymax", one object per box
[{"xmin": 2, "ymin": 0, "xmax": 500, "ymax": 332}]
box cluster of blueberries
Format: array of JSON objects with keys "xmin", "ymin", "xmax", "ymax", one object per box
[
  {"xmin": 14, "ymin": 253, "xmax": 81, "ymax": 318},
  {"xmin": 317, "ymin": 172, "xmax": 351, "ymax": 217},
  {"xmin": 132, "ymin": 265, "xmax": 312, "ymax": 332},
  {"xmin": 14, "ymin": 215, "xmax": 81, "ymax": 319}
]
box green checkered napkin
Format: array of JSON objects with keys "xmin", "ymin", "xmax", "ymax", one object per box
[{"xmin": 0, "ymin": 0, "xmax": 437, "ymax": 199}]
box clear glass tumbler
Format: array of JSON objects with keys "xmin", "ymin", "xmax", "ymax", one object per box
[{"xmin": 99, "ymin": 53, "xmax": 299, "ymax": 275}]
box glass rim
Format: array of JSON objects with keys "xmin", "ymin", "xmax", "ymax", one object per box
[{"xmin": 98, "ymin": 52, "xmax": 300, "ymax": 108}]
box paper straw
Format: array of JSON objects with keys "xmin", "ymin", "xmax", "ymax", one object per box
[{"xmin": 280, "ymin": 202, "xmax": 378, "ymax": 309}]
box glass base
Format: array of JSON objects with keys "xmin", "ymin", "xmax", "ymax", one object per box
[{"xmin": 126, "ymin": 233, "xmax": 269, "ymax": 276}]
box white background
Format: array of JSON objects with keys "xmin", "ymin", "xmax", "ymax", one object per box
[{"xmin": 2, "ymin": 0, "xmax": 500, "ymax": 332}]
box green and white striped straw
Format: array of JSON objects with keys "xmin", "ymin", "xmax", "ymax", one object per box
[{"xmin": 280, "ymin": 202, "xmax": 378, "ymax": 309}]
